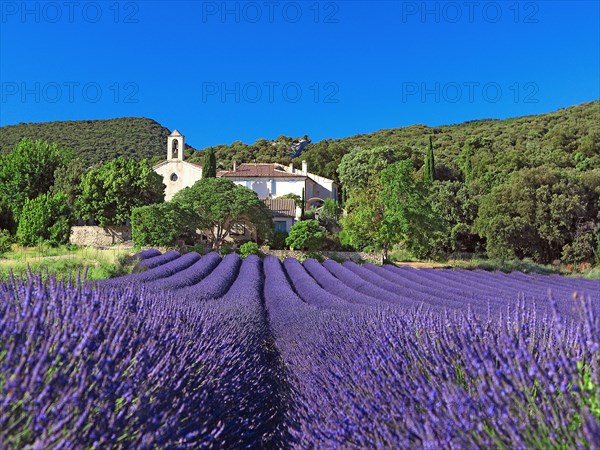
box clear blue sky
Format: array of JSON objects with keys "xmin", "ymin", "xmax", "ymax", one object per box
[{"xmin": 1, "ymin": 1, "xmax": 599, "ymax": 149}]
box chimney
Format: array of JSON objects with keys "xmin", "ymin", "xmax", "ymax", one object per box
[
  {"xmin": 233, "ymin": 160, "xmax": 237, "ymax": 171},
  {"xmin": 289, "ymin": 162, "xmax": 294, "ymax": 173},
  {"xmin": 302, "ymin": 160, "xmax": 308, "ymax": 175}
]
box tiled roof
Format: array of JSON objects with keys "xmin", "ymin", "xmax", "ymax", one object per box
[
  {"xmin": 263, "ymin": 197, "xmax": 296, "ymax": 218},
  {"xmin": 219, "ymin": 163, "xmax": 306, "ymax": 178}
]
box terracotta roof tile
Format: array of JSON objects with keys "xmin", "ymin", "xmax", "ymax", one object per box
[
  {"xmin": 263, "ymin": 197, "xmax": 296, "ymax": 218},
  {"xmin": 219, "ymin": 163, "xmax": 305, "ymax": 178}
]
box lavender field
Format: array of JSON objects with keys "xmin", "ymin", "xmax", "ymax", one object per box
[{"xmin": 1, "ymin": 251, "xmax": 599, "ymax": 448}]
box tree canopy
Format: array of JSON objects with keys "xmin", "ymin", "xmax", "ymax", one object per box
[
  {"xmin": 16, "ymin": 192, "xmax": 71, "ymax": 246},
  {"xmin": 341, "ymin": 160, "xmax": 435, "ymax": 262},
  {"xmin": 202, "ymin": 148, "xmax": 217, "ymax": 178},
  {"xmin": 76, "ymin": 157, "xmax": 165, "ymax": 227},
  {"xmin": 337, "ymin": 145, "xmax": 401, "ymax": 192},
  {"xmin": 172, "ymin": 178, "xmax": 273, "ymax": 248},
  {"xmin": 0, "ymin": 118, "xmax": 199, "ymax": 166},
  {"xmin": 0, "ymin": 138, "xmax": 73, "ymax": 224}
]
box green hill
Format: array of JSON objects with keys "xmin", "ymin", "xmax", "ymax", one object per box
[
  {"xmin": 190, "ymin": 100, "xmax": 600, "ymax": 185},
  {"xmin": 3, "ymin": 101, "xmax": 597, "ymax": 182},
  {"xmin": 0, "ymin": 118, "xmax": 199, "ymax": 166}
]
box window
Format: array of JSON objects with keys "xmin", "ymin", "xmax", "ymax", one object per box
[
  {"xmin": 271, "ymin": 179, "xmax": 276, "ymax": 195},
  {"xmin": 170, "ymin": 173, "xmax": 178, "ymax": 182},
  {"xmin": 274, "ymin": 221, "xmax": 287, "ymax": 232},
  {"xmin": 171, "ymin": 139, "xmax": 179, "ymax": 159}
]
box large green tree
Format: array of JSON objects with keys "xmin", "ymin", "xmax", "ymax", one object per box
[
  {"xmin": 341, "ymin": 160, "xmax": 435, "ymax": 262},
  {"xmin": 202, "ymin": 147, "xmax": 217, "ymax": 178},
  {"xmin": 474, "ymin": 167, "xmax": 593, "ymax": 262},
  {"xmin": 131, "ymin": 202, "xmax": 191, "ymax": 247},
  {"xmin": 0, "ymin": 138, "xmax": 73, "ymax": 222},
  {"xmin": 76, "ymin": 157, "xmax": 165, "ymax": 227},
  {"xmin": 425, "ymin": 180, "xmax": 482, "ymax": 255},
  {"xmin": 16, "ymin": 192, "xmax": 71, "ymax": 246},
  {"xmin": 51, "ymin": 158, "xmax": 88, "ymax": 207},
  {"xmin": 172, "ymin": 178, "xmax": 273, "ymax": 248}
]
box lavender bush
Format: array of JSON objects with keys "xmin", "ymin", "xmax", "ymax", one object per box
[{"xmin": 1, "ymin": 249, "xmax": 598, "ymax": 448}]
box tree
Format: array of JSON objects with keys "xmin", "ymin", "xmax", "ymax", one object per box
[
  {"xmin": 285, "ymin": 220, "xmax": 325, "ymax": 251},
  {"xmin": 131, "ymin": 203, "xmax": 190, "ymax": 247},
  {"xmin": 341, "ymin": 160, "xmax": 434, "ymax": 262},
  {"xmin": 423, "ymin": 136, "xmax": 435, "ymax": 183},
  {"xmin": 425, "ymin": 180, "xmax": 482, "ymax": 255},
  {"xmin": 76, "ymin": 158, "xmax": 165, "ymax": 227},
  {"xmin": 51, "ymin": 158, "xmax": 88, "ymax": 207},
  {"xmin": 202, "ymin": 147, "xmax": 217, "ymax": 178},
  {"xmin": 318, "ymin": 198, "xmax": 342, "ymax": 227},
  {"xmin": 0, "ymin": 138, "xmax": 73, "ymax": 222},
  {"xmin": 16, "ymin": 192, "xmax": 71, "ymax": 246},
  {"xmin": 474, "ymin": 167, "xmax": 589, "ymax": 262},
  {"xmin": 337, "ymin": 146, "xmax": 400, "ymax": 193},
  {"xmin": 459, "ymin": 139, "xmax": 475, "ymax": 183},
  {"xmin": 172, "ymin": 178, "xmax": 273, "ymax": 249}
]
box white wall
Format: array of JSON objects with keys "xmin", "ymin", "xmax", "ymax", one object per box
[
  {"xmin": 307, "ymin": 173, "xmax": 337, "ymax": 200},
  {"xmin": 232, "ymin": 178, "xmax": 306, "ymax": 199},
  {"xmin": 154, "ymin": 161, "xmax": 203, "ymax": 201}
]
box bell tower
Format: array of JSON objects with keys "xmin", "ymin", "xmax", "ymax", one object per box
[{"xmin": 167, "ymin": 130, "xmax": 184, "ymax": 161}]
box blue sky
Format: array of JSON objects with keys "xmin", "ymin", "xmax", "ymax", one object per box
[{"xmin": 1, "ymin": 1, "xmax": 599, "ymax": 150}]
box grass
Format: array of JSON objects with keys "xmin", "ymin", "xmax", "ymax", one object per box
[
  {"xmin": 448, "ymin": 258, "xmax": 559, "ymax": 275},
  {"xmin": 386, "ymin": 245, "xmax": 600, "ymax": 279},
  {"xmin": 0, "ymin": 245, "xmax": 134, "ymax": 281}
]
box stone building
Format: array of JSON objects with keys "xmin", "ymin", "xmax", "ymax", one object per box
[{"xmin": 152, "ymin": 130, "xmax": 203, "ymax": 201}]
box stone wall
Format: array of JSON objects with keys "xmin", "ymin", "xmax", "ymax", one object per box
[
  {"xmin": 264, "ymin": 250, "xmax": 383, "ymax": 265},
  {"xmin": 69, "ymin": 226, "xmax": 132, "ymax": 247}
]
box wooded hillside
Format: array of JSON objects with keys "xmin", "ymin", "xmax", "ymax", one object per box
[{"xmin": 0, "ymin": 118, "xmax": 199, "ymax": 166}]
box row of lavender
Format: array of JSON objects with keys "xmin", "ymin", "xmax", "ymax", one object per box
[
  {"xmin": 125, "ymin": 248, "xmax": 598, "ymax": 321},
  {"xmin": 264, "ymin": 255, "xmax": 599, "ymax": 447},
  {"xmin": 119, "ymin": 249, "xmax": 600, "ymax": 447},
  {"xmin": 1, "ymin": 254, "xmax": 285, "ymax": 448},
  {"xmin": 2, "ymin": 249, "xmax": 598, "ymax": 448}
]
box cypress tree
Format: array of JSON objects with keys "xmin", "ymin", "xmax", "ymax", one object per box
[
  {"xmin": 424, "ymin": 136, "xmax": 435, "ymax": 183},
  {"xmin": 460, "ymin": 140, "xmax": 474, "ymax": 183},
  {"xmin": 202, "ymin": 148, "xmax": 217, "ymax": 178}
]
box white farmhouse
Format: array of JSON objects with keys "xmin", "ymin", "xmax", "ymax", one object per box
[
  {"xmin": 152, "ymin": 130, "xmax": 203, "ymax": 201},
  {"xmin": 152, "ymin": 131, "xmax": 339, "ymax": 235},
  {"xmin": 218, "ymin": 161, "xmax": 339, "ymax": 210}
]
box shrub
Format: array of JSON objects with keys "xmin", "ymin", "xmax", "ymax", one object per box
[
  {"xmin": 240, "ymin": 242, "xmax": 260, "ymax": 258},
  {"xmin": 271, "ymin": 231, "xmax": 288, "ymax": 250},
  {"xmin": 220, "ymin": 245, "xmax": 235, "ymax": 256},
  {"xmin": 286, "ymin": 220, "xmax": 325, "ymax": 251}
]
